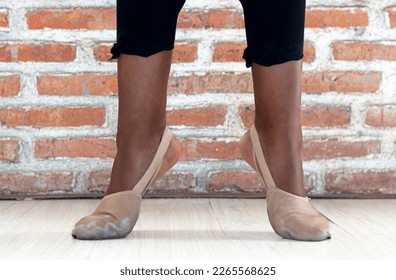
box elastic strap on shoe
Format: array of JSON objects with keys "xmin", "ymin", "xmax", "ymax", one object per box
[{"xmin": 250, "ymin": 124, "xmax": 277, "ymax": 190}]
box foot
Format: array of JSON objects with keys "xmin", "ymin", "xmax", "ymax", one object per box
[
  {"xmin": 239, "ymin": 125, "xmax": 330, "ymax": 241},
  {"xmin": 239, "ymin": 124, "xmax": 306, "ymax": 197},
  {"xmin": 72, "ymin": 128, "xmax": 182, "ymax": 240},
  {"xmin": 106, "ymin": 127, "xmax": 182, "ymax": 195}
]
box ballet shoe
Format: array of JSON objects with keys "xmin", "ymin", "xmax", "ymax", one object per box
[
  {"xmin": 72, "ymin": 127, "xmax": 181, "ymax": 240},
  {"xmin": 239, "ymin": 124, "xmax": 331, "ymax": 241}
]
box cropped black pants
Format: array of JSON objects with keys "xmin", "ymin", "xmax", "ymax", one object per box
[{"xmin": 110, "ymin": 0, "xmax": 306, "ymax": 67}]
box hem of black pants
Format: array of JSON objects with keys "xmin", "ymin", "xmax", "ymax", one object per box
[
  {"xmin": 243, "ymin": 53, "xmax": 304, "ymax": 68},
  {"xmin": 109, "ymin": 43, "xmax": 175, "ymax": 60}
]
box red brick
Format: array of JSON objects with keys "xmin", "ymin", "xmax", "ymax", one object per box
[
  {"xmin": 170, "ymin": 71, "xmax": 381, "ymax": 95},
  {"xmin": 303, "ymin": 41, "xmax": 316, "ymax": 63},
  {"xmin": 86, "ymin": 169, "xmax": 195, "ymax": 193},
  {"xmin": 180, "ymin": 140, "xmax": 241, "ymax": 161},
  {"xmin": 149, "ymin": 172, "xmax": 195, "ymax": 193},
  {"xmin": 93, "ymin": 43, "xmax": 198, "ymax": 63},
  {"xmin": 334, "ymin": 42, "xmax": 396, "ymax": 61},
  {"xmin": 0, "ymin": 44, "xmax": 76, "ymax": 62},
  {"xmin": 37, "ymin": 74, "xmax": 117, "ymax": 96},
  {"xmin": 167, "ymin": 107, "xmax": 227, "ymax": 127},
  {"xmin": 0, "ymin": 76, "xmax": 20, "ymax": 97},
  {"xmin": 207, "ymin": 170, "xmax": 265, "ymax": 193},
  {"xmin": 326, "ymin": 170, "xmax": 396, "ymax": 194},
  {"xmin": 365, "ymin": 105, "xmax": 396, "ymax": 127},
  {"xmin": 212, "ymin": 41, "xmax": 315, "ymax": 64},
  {"xmin": 302, "ymin": 106, "xmax": 351, "ymax": 128},
  {"xmin": 172, "ymin": 43, "xmax": 198, "ymax": 63},
  {"xmin": 302, "ymin": 71, "xmax": 382, "ymax": 94},
  {"xmin": 303, "ymin": 138, "xmax": 381, "ymax": 160},
  {"xmin": 212, "ymin": 42, "xmax": 246, "ymax": 62},
  {"xmin": 306, "ymin": 8, "xmax": 368, "ymax": 28},
  {"xmin": 0, "ymin": 107, "xmax": 105, "ymax": 128},
  {"xmin": 26, "ymin": 8, "xmax": 116, "ymax": 29},
  {"xmin": 0, "ymin": 172, "xmax": 74, "ymax": 195},
  {"xmin": 0, "ymin": 11, "xmax": 8, "ymax": 27},
  {"xmin": 208, "ymin": 10, "xmax": 245, "ymax": 29},
  {"xmin": 177, "ymin": 11, "xmax": 208, "ymax": 29},
  {"xmin": 168, "ymin": 73, "xmax": 253, "ymax": 94},
  {"xmin": 93, "ymin": 44, "xmax": 113, "ymax": 62},
  {"xmin": 18, "ymin": 44, "xmax": 76, "ymax": 62},
  {"xmin": 239, "ymin": 105, "xmax": 351, "ymax": 128},
  {"xmin": 387, "ymin": 7, "xmax": 396, "ymax": 28},
  {"xmin": 0, "ymin": 45, "xmax": 13, "ymax": 61},
  {"xmin": 0, "ymin": 139, "xmax": 20, "ymax": 162},
  {"xmin": 35, "ymin": 137, "xmax": 115, "ymax": 159},
  {"xmin": 178, "ymin": 10, "xmax": 244, "ymax": 29},
  {"xmin": 207, "ymin": 171, "xmax": 316, "ymax": 193},
  {"xmin": 86, "ymin": 169, "xmax": 111, "ymax": 193}
]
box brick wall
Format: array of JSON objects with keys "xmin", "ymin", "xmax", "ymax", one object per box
[{"xmin": 1, "ymin": 0, "xmax": 396, "ymax": 198}]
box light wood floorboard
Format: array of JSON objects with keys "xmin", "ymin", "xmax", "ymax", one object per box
[{"xmin": 0, "ymin": 199, "xmax": 395, "ymax": 260}]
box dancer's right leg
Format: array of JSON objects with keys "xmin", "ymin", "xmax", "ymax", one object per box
[
  {"xmin": 72, "ymin": 0, "xmax": 185, "ymax": 239},
  {"xmin": 107, "ymin": 51, "xmax": 175, "ymax": 195},
  {"xmin": 108, "ymin": 0, "xmax": 186, "ymax": 195}
]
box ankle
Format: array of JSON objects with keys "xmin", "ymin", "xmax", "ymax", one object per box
[
  {"xmin": 254, "ymin": 122, "xmax": 302, "ymax": 149},
  {"xmin": 116, "ymin": 121, "xmax": 166, "ymax": 147}
]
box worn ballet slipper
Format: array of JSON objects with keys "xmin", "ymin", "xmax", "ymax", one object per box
[
  {"xmin": 72, "ymin": 127, "xmax": 180, "ymax": 240},
  {"xmin": 72, "ymin": 190, "xmax": 142, "ymax": 240},
  {"xmin": 239, "ymin": 124, "xmax": 331, "ymax": 241}
]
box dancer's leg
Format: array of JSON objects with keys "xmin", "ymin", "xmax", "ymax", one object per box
[
  {"xmin": 251, "ymin": 59, "xmax": 305, "ymax": 197},
  {"xmin": 239, "ymin": 0, "xmax": 330, "ymax": 241},
  {"xmin": 107, "ymin": 51, "xmax": 174, "ymax": 195},
  {"xmin": 72, "ymin": 0, "xmax": 185, "ymax": 240}
]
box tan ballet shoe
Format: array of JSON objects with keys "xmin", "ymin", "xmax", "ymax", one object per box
[
  {"xmin": 72, "ymin": 127, "xmax": 180, "ymax": 240},
  {"xmin": 239, "ymin": 124, "xmax": 331, "ymax": 241}
]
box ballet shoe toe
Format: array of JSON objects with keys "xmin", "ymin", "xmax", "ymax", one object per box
[
  {"xmin": 72, "ymin": 214, "xmax": 134, "ymax": 240},
  {"xmin": 272, "ymin": 214, "xmax": 330, "ymax": 241}
]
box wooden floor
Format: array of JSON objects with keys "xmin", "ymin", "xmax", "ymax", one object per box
[{"xmin": 0, "ymin": 198, "xmax": 395, "ymax": 260}]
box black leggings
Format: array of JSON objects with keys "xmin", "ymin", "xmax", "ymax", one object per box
[{"xmin": 110, "ymin": 0, "xmax": 306, "ymax": 67}]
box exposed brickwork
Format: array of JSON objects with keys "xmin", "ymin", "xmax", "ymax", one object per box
[
  {"xmin": 34, "ymin": 137, "xmax": 116, "ymax": 159},
  {"xmin": 387, "ymin": 7, "xmax": 396, "ymax": 28},
  {"xmin": 301, "ymin": 72, "xmax": 382, "ymax": 94},
  {"xmin": 326, "ymin": 170, "xmax": 396, "ymax": 194},
  {"xmin": 180, "ymin": 140, "xmax": 241, "ymax": 160},
  {"xmin": 0, "ymin": 172, "xmax": 74, "ymax": 195},
  {"xmin": 239, "ymin": 105, "xmax": 351, "ymax": 128},
  {"xmin": 305, "ymin": 8, "xmax": 369, "ymax": 28},
  {"xmin": 177, "ymin": 10, "xmax": 244, "ymax": 29},
  {"xmin": 0, "ymin": 139, "xmax": 20, "ymax": 162},
  {"xmin": 303, "ymin": 138, "xmax": 381, "ymax": 160},
  {"xmin": 365, "ymin": 106, "xmax": 396, "ymax": 127},
  {"xmin": 0, "ymin": 44, "xmax": 76, "ymax": 62},
  {"xmin": 26, "ymin": 8, "xmax": 116, "ymax": 30},
  {"xmin": 0, "ymin": 107, "xmax": 105, "ymax": 128},
  {"xmin": 0, "ymin": 11, "xmax": 8, "ymax": 27},
  {"xmin": 333, "ymin": 42, "xmax": 396, "ymax": 61},
  {"xmin": 37, "ymin": 74, "xmax": 118, "ymax": 96},
  {"xmin": 0, "ymin": 76, "xmax": 20, "ymax": 97},
  {"xmin": 167, "ymin": 107, "xmax": 227, "ymax": 127}
]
